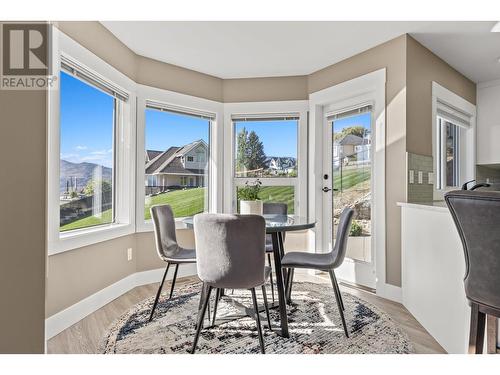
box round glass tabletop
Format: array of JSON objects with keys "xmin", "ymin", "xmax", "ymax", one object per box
[{"xmin": 182, "ymin": 214, "xmax": 315, "ymax": 233}]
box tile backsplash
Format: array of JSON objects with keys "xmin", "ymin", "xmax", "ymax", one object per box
[{"xmin": 407, "ymin": 152, "xmax": 434, "ymax": 203}]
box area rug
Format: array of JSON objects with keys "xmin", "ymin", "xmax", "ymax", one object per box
[{"xmin": 101, "ymin": 281, "xmax": 413, "ymax": 354}]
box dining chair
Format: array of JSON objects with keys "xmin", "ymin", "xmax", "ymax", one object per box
[
  {"xmin": 191, "ymin": 213, "xmax": 272, "ymax": 354},
  {"xmin": 263, "ymin": 202, "xmax": 288, "ymax": 302},
  {"xmin": 445, "ymin": 190, "xmax": 500, "ymax": 354},
  {"xmin": 148, "ymin": 204, "xmax": 197, "ymax": 322},
  {"xmin": 280, "ymin": 207, "xmax": 354, "ymax": 337}
]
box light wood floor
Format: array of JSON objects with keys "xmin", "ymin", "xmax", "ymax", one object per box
[{"xmin": 47, "ymin": 272, "xmax": 446, "ymax": 354}]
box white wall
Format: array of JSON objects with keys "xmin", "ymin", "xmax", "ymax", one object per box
[{"xmin": 477, "ymin": 79, "xmax": 500, "ymax": 165}]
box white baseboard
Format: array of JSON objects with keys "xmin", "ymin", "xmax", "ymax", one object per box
[
  {"xmin": 45, "ymin": 265, "xmax": 197, "ymax": 341},
  {"xmin": 376, "ymin": 282, "xmax": 402, "ymax": 303}
]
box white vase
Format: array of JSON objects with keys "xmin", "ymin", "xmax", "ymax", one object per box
[{"xmin": 239, "ymin": 200, "xmax": 263, "ymax": 215}]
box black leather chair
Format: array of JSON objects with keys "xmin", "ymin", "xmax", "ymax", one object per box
[
  {"xmin": 445, "ymin": 190, "xmax": 500, "ymax": 354},
  {"xmin": 280, "ymin": 207, "xmax": 354, "ymax": 337}
]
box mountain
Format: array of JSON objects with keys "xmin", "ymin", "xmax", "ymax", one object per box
[{"xmin": 60, "ymin": 160, "xmax": 112, "ymax": 193}]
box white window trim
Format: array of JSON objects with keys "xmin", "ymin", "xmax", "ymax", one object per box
[
  {"xmin": 309, "ymin": 69, "xmax": 387, "ymax": 296},
  {"xmin": 223, "ymin": 101, "xmax": 309, "ymax": 216},
  {"xmin": 431, "ymin": 82, "xmax": 476, "ymax": 200},
  {"xmin": 47, "ymin": 29, "xmax": 137, "ymax": 255},
  {"xmin": 135, "ymin": 84, "xmax": 224, "ymax": 232}
]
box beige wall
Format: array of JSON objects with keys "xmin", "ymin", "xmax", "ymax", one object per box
[
  {"xmin": 223, "ymin": 76, "xmax": 308, "ymax": 102},
  {"xmin": 309, "ymin": 35, "xmax": 408, "ymax": 287},
  {"xmin": 46, "ymin": 235, "xmax": 136, "ymax": 317},
  {"xmin": 0, "ymin": 71, "xmax": 47, "ymax": 350},
  {"xmin": 406, "ymin": 36, "xmax": 476, "ymax": 156}
]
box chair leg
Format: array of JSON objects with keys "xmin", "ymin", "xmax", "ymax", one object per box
[
  {"xmin": 250, "ymin": 288, "xmax": 266, "ymax": 354},
  {"xmin": 148, "ymin": 262, "xmax": 170, "ymax": 322},
  {"xmin": 329, "ymin": 270, "xmax": 349, "ymax": 338},
  {"xmin": 286, "ymin": 268, "xmax": 295, "ymax": 303},
  {"xmin": 169, "ymin": 263, "xmax": 179, "ymax": 299},
  {"xmin": 267, "ymin": 253, "xmax": 275, "ymax": 303},
  {"xmin": 468, "ymin": 303, "xmax": 486, "ymax": 354},
  {"xmin": 330, "ymin": 269, "xmax": 345, "ymax": 311},
  {"xmin": 212, "ymin": 288, "xmax": 221, "ymax": 326},
  {"xmin": 191, "ymin": 284, "xmax": 212, "ymax": 354},
  {"xmin": 261, "ymin": 285, "xmax": 273, "ymax": 331}
]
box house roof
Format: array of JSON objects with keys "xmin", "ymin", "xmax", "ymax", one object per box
[
  {"xmin": 145, "ymin": 150, "xmax": 163, "ymax": 162},
  {"xmin": 145, "ymin": 140, "xmax": 207, "ymax": 176},
  {"xmin": 337, "ymin": 134, "xmax": 369, "ymax": 146}
]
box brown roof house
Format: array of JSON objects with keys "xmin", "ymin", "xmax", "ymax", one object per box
[{"xmin": 145, "ymin": 139, "xmax": 208, "ymax": 194}]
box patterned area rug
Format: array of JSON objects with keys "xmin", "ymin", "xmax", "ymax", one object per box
[{"xmin": 101, "ymin": 281, "xmax": 413, "ymax": 354}]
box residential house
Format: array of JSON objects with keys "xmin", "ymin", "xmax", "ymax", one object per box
[{"xmin": 145, "ymin": 139, "xmax": 208, "ymax": 193}]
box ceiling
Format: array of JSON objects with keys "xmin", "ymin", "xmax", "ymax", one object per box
[{"xmin": 101, "ymin": 21, "xmax": 500, "ymax": 82}]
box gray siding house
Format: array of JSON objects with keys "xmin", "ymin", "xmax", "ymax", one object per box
[{"xmin": 145, "ymin": 140, "xmax": 208, "ymax": 194}]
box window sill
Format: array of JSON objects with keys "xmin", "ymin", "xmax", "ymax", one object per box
[{"xmin": 48, "ymin": 223, "xmax": 134, "ymax": 256}]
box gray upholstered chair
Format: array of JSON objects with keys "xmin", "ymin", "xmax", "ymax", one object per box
[
  {"xmin": 263, "ymin": 202, "xmax": 288, "ymax": 302},
  {"xmin": 148, "ymin": 204, "xmax": 197, "ymax": 322},
  {"xmin": 445, "ymin": 190, "xmax": 500, "ymax": 354},
  {"xmin": 191, "ymin": 213, "xmax": 272, "ymax": 354},
  {"xmin": 280, "ymin": 207, "xmax": 354, "ymax": 337}
]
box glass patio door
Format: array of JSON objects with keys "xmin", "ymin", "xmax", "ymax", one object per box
[{"xmin": 323, "ymin": 105, "xmax": 376, "ymax": 289}]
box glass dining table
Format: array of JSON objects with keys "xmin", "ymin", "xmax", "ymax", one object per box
[{"xmin": 183, "ymin": 214, "xmax": 316, "ymax": 338}]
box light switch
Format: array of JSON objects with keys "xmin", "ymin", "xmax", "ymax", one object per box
[
  {"xmin": 418, "ymin": 171, "xmax": 423, "ymax": 184},
  {"xmin": 428, "ymin": 172, "xmax": 434, "ymax": 185},
  {"xmin": 409, "ymin": 170, "xmax": 414, "ymax": 184}
]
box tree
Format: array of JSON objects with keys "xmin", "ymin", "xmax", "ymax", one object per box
[
  {"xmin": 83, "ymin": 179, "xmax": 112, "ymax": 196},
  {"xmin": 236, "ymin": 127, "xmax": 249, "ymax": 172},
  {"xmin": 236, "ymin": 128, "xmax": 267, "ymax": 174},
  {"xmin": 246, "ymin": 131, "xmax": 266, "ymax": 171},
  {"xmin": 334, "ymin": 125, "xmax": 367, "ymax": 141}
]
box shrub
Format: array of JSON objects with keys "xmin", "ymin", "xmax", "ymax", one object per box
[
  {"xmin": 237, "ymin": 179, "xmax": 262, "ymax": 201},
  {"xmin": 350, "ymin": 220, "xmax": 363, "ymax": 237}
]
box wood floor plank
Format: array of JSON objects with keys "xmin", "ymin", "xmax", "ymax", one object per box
[{"xmin": 47, "ymin": 274, "xmax": 446, "ymax": 354}]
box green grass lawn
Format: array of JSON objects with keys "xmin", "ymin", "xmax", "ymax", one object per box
[
  {"xmin": 333, "ymin": 167, "xmax": 371, "ymax": 191},
  {"xmin": 144, "ymin": 188, "xmax": 207, "ymax": 220},
  {"xmin": 60, "ymin": 208, "xmax": 113, "ymax": 232},
  {"xmin": 257, "ymin": 186, "xmax": 295, "ymax": 214}
]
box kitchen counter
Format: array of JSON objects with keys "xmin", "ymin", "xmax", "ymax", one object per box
[
  {"xmin": 397, "ymin": 201, "xmax": 448, "ymax": 212},
  {"xmin": 399, "ymin": 201, "xmax": 469, "ymax": 353}
]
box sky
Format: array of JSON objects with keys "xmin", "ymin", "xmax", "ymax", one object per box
[
  {"xmin": 332, "ymin": 112, "xmax": 371, "ymax": 135},
  {"xmin": 145, "ymin": 109, "xmax": 209, "ymax": 151},
  {"xmin": 234, "ymin": 120, "xmax": 297, "ymax": 158},
  {"xmin": 60, "ymin": 71, "xmax": 114, "ymax": 168}
]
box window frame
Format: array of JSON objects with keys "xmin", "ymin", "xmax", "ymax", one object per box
[
  {"xmin": 223, "ymin": 101, "xmax": 309, "ymax": 217},
  {"xmin": 135, "ymin": 84, "xmax": 224, "ymax": 232},
  {"xmin": 432, "ymin": 82, "xmax": 476, "ymax": 200},
  {"xmin": 47, "ymin": 29, "xmax": 137, "ymax": 255}
]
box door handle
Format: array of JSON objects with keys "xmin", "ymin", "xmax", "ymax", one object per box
[{"xmin": 322, "ymin": 187, "xmax": 332, "ymax": 192}]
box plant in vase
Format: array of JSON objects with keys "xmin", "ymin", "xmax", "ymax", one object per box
[{"xmin": 238, "ymin": 179, "xmax": 263, "ymax": 215}]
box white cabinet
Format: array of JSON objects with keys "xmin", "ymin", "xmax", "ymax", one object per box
[{"xmin": 477, "ymin": 80, "xmax": 500, "ymax": 165}]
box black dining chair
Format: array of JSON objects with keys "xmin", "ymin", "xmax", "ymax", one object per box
[
  {"xmin": 148, "ymin": 204, "xmax": 197, "ymax": 322},
  {"xmin": 280, "ymin": 207, "xmax": 354, "ymax": 337},
  {"xmin": 191, "ymin": 213, "xmax": 272, "ymax": 354},
  {"xmin": 445, "ymin": 190, "xmax": 500, "ymax": 354}
]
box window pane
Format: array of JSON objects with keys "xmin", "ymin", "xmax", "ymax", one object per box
[
  {"xmin": 332, "ymin": 112, "xmax": 372, "ymax": 263},
  {"xmin": 144, "ymin": 108, "xmax": 209, "ymax": 219},
  {"xmin": 446, "ymin": 121, "xmax": 459, "ymax": 187},
  {"xmin": 59, "ymin": 71, "xmax": 115, "ymax": 232},
  {"xmin": 236, "ymin": 186, "xmax": 295, "ymax": 214},
  {"xmin": 234, "ymin": 120, "xmax": 298, "ymax": 178}
]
